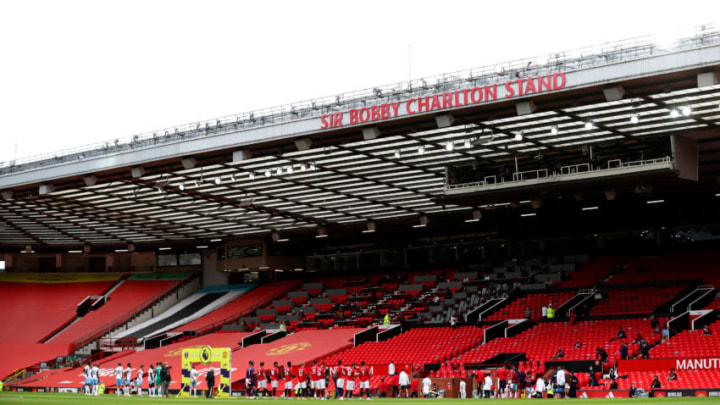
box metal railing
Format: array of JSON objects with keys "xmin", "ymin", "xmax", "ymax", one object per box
[
  {"xmin": 98, "ymin": 337, "xmax": 138, "ymax": 351},
  {"xmin": 512, "ymin": 169, "xmax": 548, "ymax": 182},
  {"xmin": 560, "ymin": 163, "xmax": 591, "ymax": 175},
  {"xmin": 1, "ymin": 24, "xmax": 717, "ymax": 175},
  {"xmin": 446, "ymin": 156, "xmax": 672, "ymax": 190},
  {"xmin": 192, "ymin": 282, "xmax": 299, "ymax": 336},
  {"xmin": 71, "ymin": 272, "xmax": 199, "ymax": 351}
]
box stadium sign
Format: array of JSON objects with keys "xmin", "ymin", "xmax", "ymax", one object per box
[
  {"xmin": 618, "ymin": 357, "xmax": 720, "ymax": 372},
  {"xmin": 320, "ymin": 72, "xmax": 567, "ymax": 130},
  {"xmin": 676, "ymin": 358, "xmax": 720, "ymax": 370}
]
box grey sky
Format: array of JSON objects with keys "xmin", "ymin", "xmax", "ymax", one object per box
[{"xmin": 0, "ymin": 0, "xmax": 717, "ymax": 162}]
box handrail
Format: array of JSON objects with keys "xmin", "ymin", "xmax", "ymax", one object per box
[
  {"xmin": 72, "ymin": 272, "xmax": 199, "ymax": 351},
  {"xmin": 3, "ymin": 368, "xmax": 27, "ymax": 384},
  {"xmin": 446, "ymin": 156, "xmax": 672, "ymax": 190},
  {"xmin": 560, "ymin": 163, "xmax": 591, "ymax": 175},
  {"xmin": 194, "ymin": 287, "xmax": 292, "ymax": 336},
  {"xmin": 512, "ymin": 169, "xmax": 548, "ymax": 182}
]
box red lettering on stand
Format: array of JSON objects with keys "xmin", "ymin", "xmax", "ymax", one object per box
[
  {"xmin": 471, "ymin": 87, "xmax": 483, "ymax": 103},
  {"xmin": 371, "ymin": 105, "xmax": 381, "ymax": 121},
  {"xmin": 442, "ymin": 92, "xmax": 453, "ymax": 109},
  {"xmin": 406, "ymin": 99, "xmax": 417, "ymax": 114},
  {"xmin": 504, "ymin": 81, "xmax": 515, "ymax": 98},
  {"xmin": 390, "ymin": 102, "xmax": 401, "ymax": 117},
  {"xmin": 418, "ymin": 96, "xmax": 430, "ymax": 113}
]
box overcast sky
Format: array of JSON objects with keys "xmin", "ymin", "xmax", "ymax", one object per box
[{"xmin": 0, "ymin": 0, "xmax": 717, "ymax": 163}]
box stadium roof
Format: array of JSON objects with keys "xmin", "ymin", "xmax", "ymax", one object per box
[{"xmin": 1, "ymin": 25, "xmax": 720, "ymax": 249}]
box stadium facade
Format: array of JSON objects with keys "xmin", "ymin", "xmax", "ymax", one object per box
[{"xmin": 1, "ymin": 24, "xmax": 720, "ymax": 399}]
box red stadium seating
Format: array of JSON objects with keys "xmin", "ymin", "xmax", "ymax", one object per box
[
  {"xmin": 15, "ymin": 329, "xmax": 362, "ymax": 390},
  {"xmin": 706, "ymin": 295, "xmax": 720, "ymax": 310},
  {"xmin": 651, "ymin": 321, "xmax": 720, "ymax": 358},
  {"xmin": 171, "ymin": 281, "xmax": 299, "ymax": 333},
  {"xmin": 606, "ymin": 252, "xmax": 720, "ymax": 286},
  {"xmin": 0, "ymin": 343, "xmax": 75, "ymax": 380},
  {"xmin": 0, "ymin": 278, "xmax": 118, "ymax": 344},
  {"xmin": 50, "ymin": 279, "xmax": 177, "ymax": 344},
  {"xmin": 453, "ymin": 318, "xmax": 663, "ymax": 365},
  {"xmin": 485, "ymin": 291, "xmax": 575, "ymax": 321},
  {"xmin": 323, "ymin": 326, "xmax": 485, "ymax": 370},
  {"xmin": 559, "ymin": 255, "xmax": 630, "ymax": 288},
  {"xmin": 591, "ymin": 285, "xmax": 684, "ymax": 316},
  {"xmin": 610, "ymin": 370, "xmax": 720, "ymax": 390}
]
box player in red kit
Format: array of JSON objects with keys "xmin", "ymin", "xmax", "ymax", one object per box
[
  {"xmin": 269, "ymin": 361, "xmax": 280, "ymax": 398},
  {"xmin": 358, "ymin": 361, "xmax": 372, "ymax": 400},
  {"xmin": 344, "ymin": 364, "xmax": 356, "ymax": 399},
  {"xmin": 284, "ymin": 362, "xmax": 294, "ymax": 399},
  {"xmin": 297, "ymin": 363, "xmax": 308, "ymax": 399},
  {"xmin": 257, "ymin": 362, "xmax": 267, "ymax": 398},
  {"xmin": 310, "ymin": 360, "xmax": 320, "ymax": 398},
  {"xmin": 335, "ymin": 360, "xmax": 346, "ymax": 400},
  {"xmin": 317, "ymin": 362, "xmax": 328, "ymax": 399},
  {"xmin": 496, "ymin": 366, "xmax": 508, "ymax": 398}
]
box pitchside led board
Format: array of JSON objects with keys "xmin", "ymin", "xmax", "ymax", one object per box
[{"xmin": 180, "ymin": 346, "xmax": 231, "ymax": 398}]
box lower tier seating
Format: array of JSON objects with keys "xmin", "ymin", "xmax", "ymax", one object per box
[
  {"xmin": 453, "ymin": 318, "xmax": 663, "ymax": 365},
  {"xmin": 322, "ymin": 326, "xmax": 485, "ymax": 370},
  {"xmin": 651, "ymin": 320, "xmax": 720, "ymax": 358}
]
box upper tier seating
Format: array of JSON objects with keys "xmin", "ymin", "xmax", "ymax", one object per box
[
  {"xmin": 591, "ymin": 285, "xmax": 684, "ymax": 316},
  {"xmin": 606, "ymin": 252, "xmax": 720, "ymax": 286},
  {"xmin": 485, "ymin": 291, "xmax": 575, "ymax": 321},
  {"xmin": 251, "ymin": 271, "xmax": 473, "ymax": 330},
  {"xmin": 559, "ymin": 255, "xmax": 630, "ymax": 288},
  {"xmin": 51, "ymin": 279, "xmax": 177, "ymax": 344},
  {"xmin": 0, "ymin": 276, "xmax": 119, "ymax": 343},
  {"xmin": 706, "ymin": 295, "xmax": 720, "ymax": 310},
  {"xmin": 171, "ymin": 281, "xmax": 299, "ymax": 333}
]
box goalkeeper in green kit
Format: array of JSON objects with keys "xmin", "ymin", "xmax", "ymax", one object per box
[{"xmin": 155, "ymin": 363, "xmax": 163, "ymax": 397}]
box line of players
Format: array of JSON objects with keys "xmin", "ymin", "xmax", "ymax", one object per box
[
  {"xmin": 81, "ymin": 363, "xmax": 100, "ymax": 395},
  {"xmin": 103, "ymin": 362, "xmax": 167, "ymax": 397},
  {"xmin": 246, "ymin": 360, "xmax": 374, "ymax": 400}
]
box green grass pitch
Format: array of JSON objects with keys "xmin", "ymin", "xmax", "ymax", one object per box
[{"xmin": 2, "ymin": 393, "xmax": 720, "ymax": 405}]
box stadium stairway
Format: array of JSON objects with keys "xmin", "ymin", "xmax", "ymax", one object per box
[
  {"xmin": 40, "ymin": 275, "xmax": 130, "ymax": 343},
  {"xmin": 73, "ymin": 273, "xmax": 201, "ymax": 355},
  {"xmin": 114, "ymin": 284, "xmax": 256, "ymax": 340}
]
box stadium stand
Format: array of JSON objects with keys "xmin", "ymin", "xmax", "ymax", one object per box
[
  {"xmin": 610, "ymin": 370, "xmax": 720, "ymax": 390},
  {"xmin": 706, "ymin": 295, "xmax": 720, "ymax": 310},
  {"xmin": 0, "ymin": 273, "xmax": 121, "ymax": 344},
  {"xmin": 650, "ymin": 320, "xmax": 720, "ymax": 358},
  {"xmin": 49, "ymin": 276, "xmax": 186, "ymax": 344},
  {"xmin": 322, "ymin": 326, "xmax": 485, "ymax": 370},
  {"xmin": 114, "ymin": 283, "xmax": 257, "ymax": 339},
  {"xmin": 484, "ymin": 291, "xmax": 575, "ymax": 321},
  {"xmin": 453, "ymin": 318, "xmax": 664, "ymax": 365},
  {"xmin": 590, "ymin": 285, "xmax": 685, "ymax": 316},
  {"xmin": 172, "ymin": 280, "xmax": 299, "ymax": 334},
  {"xmin": 559, "ymin": 255, "xmax": 630, "ymax": 288},
  {"xmin": 606, "ymin": 252, "xmax": 720, "ymax": 286},
  {"xmin": 17, "ymin": 328, "xmax": 363, "ymax": 391},
  {"xmin": 0, "ymin": 343, "xmax": 77, "ymax": 384}
]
